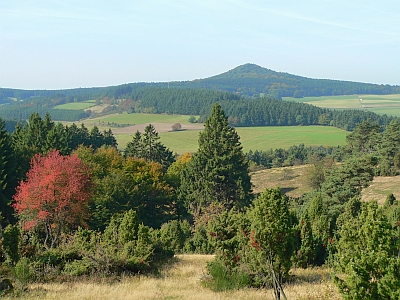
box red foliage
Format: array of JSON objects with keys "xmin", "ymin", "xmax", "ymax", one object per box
[
  {"xmin": 250, "ymin": 230, "xmax": 261, "ymax": 251},
  {"xmin": 13, "ymin": 150, "xmax": 93, "ymax": 247}
]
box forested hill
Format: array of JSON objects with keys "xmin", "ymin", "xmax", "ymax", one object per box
[
  {"xmin": 173, "ymin": 64, "xmax": 400, "ymax": 97},
  {"xmin": 2, "ymin": 64, "xmax": 400, "ymax": 104}
]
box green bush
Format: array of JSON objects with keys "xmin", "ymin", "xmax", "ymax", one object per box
[
  {"xmin": 202, "ymin": 259, "xmax": 250, "ymax": 291},
  {"xmin": 63, "ymin": 258, "xmax": 92, "ymax": 276},
  {"xmin": 2, "ymin": 225, "xmax": 20, "ymax": 265},
  {"xmin": 13, "ymin": 258, "xmax": 34, "ymax": 284},
  {"xmin": 159, "ymin": 220, "xmax": 191, "ymax": 253}
]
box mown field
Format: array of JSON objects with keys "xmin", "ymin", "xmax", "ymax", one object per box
[
  {"xmin": 283, "ymin": 94, "xmax": 400, "ymax": 117},
  {"xmin": 54, "ymin": 102, "xmax": 97, "ymax": 110},
  {"xmin": 7, "ymin": 255, "xmax": 341, "ymax": 300},
  {"xmin": 118, "ymin": 125, "xmax": 347, "ymax": 154},
  {"xmin": 70, "ymin": 112, "xmax": 347, "ymax": 154}
]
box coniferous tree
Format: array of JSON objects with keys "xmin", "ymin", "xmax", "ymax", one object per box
[
  {"xmin": 0, "ymin": 119, "xmax": 17, "ymax": 223},
  {"xmin": 124, "ymin": 124, "xmax": 175, "ymax": 171},
  {"xmin": 180, "ymin": 103, "xmax": 252, "ymax": 215},
  {"xmin": 333, "ymin": 201, "xmax": 400, "ymax": 300}
]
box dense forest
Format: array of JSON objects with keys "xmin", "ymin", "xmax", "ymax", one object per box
[
  {"xmin": 0, "ymin": 106, "xmax": 399, "ymax": 298},
  {"xmin": 1, "ymin": 85, "xmax": 398, "ymax": 132}
]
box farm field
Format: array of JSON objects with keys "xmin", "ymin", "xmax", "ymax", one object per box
[
  {"xmin": 79, "ymin": 112, "xmax": 196, "ymax": 128},
  {"xmin": 53, "ymin": 102, "xmax": 97, "ymax": 110},
  {"xmin": 283, "ymin": 94, "xmax": 400, "ymax": 117},
  {"xmin": 10, "ymin": 255, "xmax": 340, "ymax": 300},
  {"xmin": 116, "ymin": 125, "xmax": 347, "ymax": 154},
  {"xmin": 69, "ymin": 112, "xmax": 347, "ymax": 154}
]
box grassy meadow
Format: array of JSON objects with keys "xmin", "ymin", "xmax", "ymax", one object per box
[
  {"xmin": 93, "ymin": 113, "xmax": 194, "ymax": 126},
  {"xmin": 76, "ymin": 112, "xmax": 347, "ymax": 154},
  {"xmin": 283, "ymin": 94, "xmax": 400, "ymax": 117},
  {"xmin": 9, "ymin": 255, "xmax": 341, "ymax": 300},
  {"xmin": 54, "ymin": 102, "xmax": 97, "ymax": 110},
  {"xmin": 64, "ymin": 112, "xmax": 347, "ymax": 154},
  {"xmin": 116, "ymin": 125, "xmax": 347, "ymax": 154}
]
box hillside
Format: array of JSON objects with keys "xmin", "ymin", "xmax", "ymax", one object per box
[
  {"xmin": 2, "ymin": 64, "xmax": 400, "ymax": 103},
  {"xmin": 175, "ymin": 64, "xmax": 400, "ymax": 97}
]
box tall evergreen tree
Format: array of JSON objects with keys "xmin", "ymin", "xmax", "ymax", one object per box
[
  {"xmin": 180, "ymin": 103, "xmax": 251, "ymax": 215},
  {"xmin": 0, "ymin": 119, "xmax": 17, "ymax": 223},
  {"xmin": 124, "ymin": 124, "xmax": 175, "ymax": 171}
]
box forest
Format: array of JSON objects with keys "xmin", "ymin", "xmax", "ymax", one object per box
[
  {"xmin": 1, "ymin": 85, "xmax": 398, "ymax": 133},
  {"xmin": 2, "ymin": 64, "xmax": 400, "ymax": 104},
  {"xmin": 0, "ymin": 104, "xmax": 399, "ymax": 299}
]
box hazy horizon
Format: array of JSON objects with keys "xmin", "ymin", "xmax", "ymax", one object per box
[{"xmin": 1, "ymin": 1, "xmax": 400, "ymax": 90}]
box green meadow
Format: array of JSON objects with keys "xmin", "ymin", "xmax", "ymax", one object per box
[
  {"xmin": 64, "ymin": 112, "xmax": 347, "ymax": 154},
  {"xmin": 54, "ymin": 102, "xmax": 96, "ymax": 110},
  {"xmin": 92, "ymin": 112, "xmax": 193, "ymax": 125},
  {"xmin": 118, "ymin": 125, "xmax": 347, "ymax": 154},
  {"xmin": 283, "ymin": 94, "xmax": 400, "ymax": 116}
]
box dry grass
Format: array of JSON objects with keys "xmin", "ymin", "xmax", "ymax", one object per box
[
  {"xmin": 7, "ymin": 255, "xmax": 342, "ymax": 300},
  {"xmin": 252, "ymin": 165, "xmax": 400, "ymax": 205},
  {"xmin": 251, "ymin": 165, "xmax": 312, "ymax": 198},
  {"xmin": 361, "ymin": 175, "xmax": 400, "ymax": 205}
]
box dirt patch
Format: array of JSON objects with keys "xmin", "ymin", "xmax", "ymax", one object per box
[{"xmin": 112, "ymin": 123, "xmax": 204, "ymax": 134}]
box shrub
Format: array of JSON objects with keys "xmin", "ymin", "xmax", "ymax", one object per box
[
  {"xmin": 159, "ymin": 220, "xmax": 191, "ymax": 253},
  {"xmin": 13, "ymin": 258, "xmax": 34, "ymax": 284},
  {"xmin": 2, "ymin": 225, "xmax": 20, "ymax": 265},
  {"xmin": 63, "ymin": 258, "xmax": 92, "ymax": 276},
  {"xmin": 171, "ymin": 123, "xmax": 182, "ymax": 131},
  {"xmin": 202, "ymin": 258, "xmax": 250, "ymax": 291}
]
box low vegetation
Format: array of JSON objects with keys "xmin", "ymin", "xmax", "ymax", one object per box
[
  {"xmin": 1, "ymin": 104, "xmax": 400, "ymax": 299},
  {"xmin": 1, "ymin": 255, "xmax": 342, "ymax": 300}
]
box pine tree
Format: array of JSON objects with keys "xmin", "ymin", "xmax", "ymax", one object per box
[
  {"xmin": 0, "ymin": 119, "xmax": 17, "ymax": 223},
  {"xmin": 180, "ymin": 103, "xmax": 251, "ymax": 215},
  {"xmin": 124, "ymin": 124, "xmax": 175, "ymax": 171}
]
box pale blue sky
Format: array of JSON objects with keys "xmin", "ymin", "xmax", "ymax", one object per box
[{"xmin": 1, "ymin": 0, "xmax": 399, "ymax": 89}]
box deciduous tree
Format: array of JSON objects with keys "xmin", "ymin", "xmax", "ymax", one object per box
[{"xmin": 13, "ymin": 150, "xmax": 93, "ymax": 248}]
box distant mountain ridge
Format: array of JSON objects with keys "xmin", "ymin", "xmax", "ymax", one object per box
[{"xmin": 1, "ymin": 63, "xmax": 400, "ymax": 103}]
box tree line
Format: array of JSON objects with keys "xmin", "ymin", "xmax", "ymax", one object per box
[{"xmin": 2, "ymin": 82, "xmax": 399, "ymax": 133}]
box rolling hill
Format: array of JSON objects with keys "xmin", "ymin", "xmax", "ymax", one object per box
[{"xmin": 2, "ymin": 64, "xmax": 400, "ymax": 103}]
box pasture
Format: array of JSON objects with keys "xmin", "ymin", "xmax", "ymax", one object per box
[
  {"xmin": 64, "ymin": 112, "xmax": 348, "ymax": 154},
  {"xmin": 117, "ymin": 125, "xmax": 347, "ymax": 154},
  {"xmin": 54, "ymin": 102, "xmax": 97, "ymax": 110},
  {"xmin": 283, "ymin": 94, "xmax": 400, "ymax": 117},
  {"xmin": 63, "ymin": 113, "xmax": 347, "ymax": 154}
]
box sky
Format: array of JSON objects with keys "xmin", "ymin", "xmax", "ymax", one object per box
[{"xmin": 1, "ymin": 0, "xmax": 400, "ymax": 90}]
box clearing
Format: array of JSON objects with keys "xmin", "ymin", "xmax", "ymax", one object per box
[{"xmin": 12, "ymin": 254, "xmax": 340, "ymax": 300}]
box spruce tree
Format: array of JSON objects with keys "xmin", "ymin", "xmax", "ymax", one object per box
[
  {"xmin": 124, "ymin": 124, "xmax": 175, "ymax": 171},
  {"xmin": 180, "ymin": 103, "xmax": 251, "ymax": 215},
  {"xmin": 0, "ymin": 119, "xmax": 17, "ymax": 223}
]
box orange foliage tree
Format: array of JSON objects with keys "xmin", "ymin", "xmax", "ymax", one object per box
[{"xmin": 13, "ymin": 150, "xmax": 93, "ymax": 248}]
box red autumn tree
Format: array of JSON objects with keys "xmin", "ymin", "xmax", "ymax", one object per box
[{"xmin": 13, "ymin": 150, "xmax": 93, "ymax": 248}]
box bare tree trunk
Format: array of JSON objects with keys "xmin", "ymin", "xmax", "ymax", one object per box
[{"xmin": 268, "ymin": 252, "xmax": 288, "ymax": 300}]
